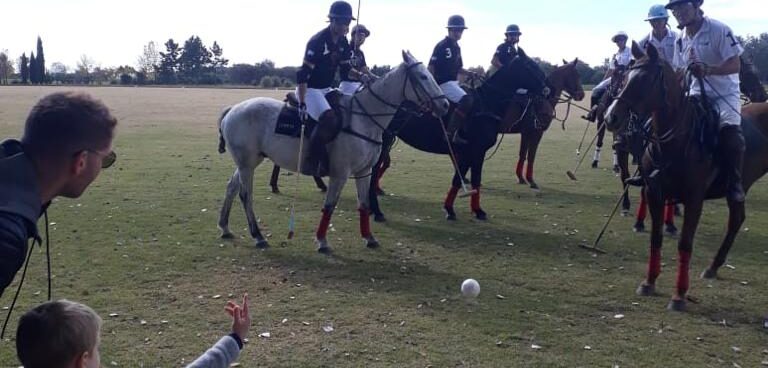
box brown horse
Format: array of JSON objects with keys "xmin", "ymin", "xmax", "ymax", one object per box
[
  {"xmin": 499, "ymin": 59, "xmax": 585, "ymax": 190},
  {"xmin": 606, "ymin": 42, "xmax": 768, "ymax": 311}
]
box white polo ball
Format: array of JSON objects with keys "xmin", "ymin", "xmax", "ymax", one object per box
[{"xmin": 461, "ymin": 278, "xmax": 480, "ymax": 298}]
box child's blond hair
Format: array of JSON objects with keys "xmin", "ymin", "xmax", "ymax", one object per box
[{"xmin": 16, "ymin": 299, "xmax": 102, "ymax": 368}]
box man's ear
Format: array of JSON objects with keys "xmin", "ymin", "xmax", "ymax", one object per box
[
  {"xmin": 71, "ymin": 151, "xmax": 88, "ymax": 176},
  {"xmin": 72, "ymin": 350, "xmax": 90, "ymax": 368}
]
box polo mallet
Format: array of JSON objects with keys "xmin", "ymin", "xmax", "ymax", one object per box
[
  {"xmin": 566, "ymin": 122, "xmax": 603, "ymax": 181},
  {"xmin": 575, "ymin": 117, "xmax": 592, "ymax": 156},
  {"xmin": 580, "ymin": 168, "xmax": 640, "ymax": 253},
  {"xmin": 438, "ymin": 117, "xmax": 476, "ymax": 197},
  {"xmin": 287, "ymin": 113, "xmax": 307, "ymax": 239}
]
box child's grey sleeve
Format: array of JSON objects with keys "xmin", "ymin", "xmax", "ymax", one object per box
[{"xmin": 185, "ymin": 335, "xmax": 241, "ymax": 368}]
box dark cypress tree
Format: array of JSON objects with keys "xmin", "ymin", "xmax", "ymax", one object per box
[
  {"xmin": 29, "ymin": 52, "xmax": 38, "ymax": 84},
  {"xmin": 36, "ymin": 37, "xmax": 46, "ymax": 84},
  {"xmin": 20, "ymin": 53, "xmax": 29, "ymax": 84}
]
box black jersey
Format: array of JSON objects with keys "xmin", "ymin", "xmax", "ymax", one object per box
[
  {"xmin": 298, "ymin": 27, "xmax": 352, "ymax": 89},
  {"xmin": 494, "ymin": 41, "xmax": 518, "ymax": 67},
  {"xmin": 429, "ymin": 37, "xmax": 462, "ymax": 85},
  {"xmin": 341, "ymin": 47, "xmax": 366, "ymax": 82}
]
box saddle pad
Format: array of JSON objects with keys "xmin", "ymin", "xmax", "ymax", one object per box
[{"xmin": 275, "ymin": 104, "xmax": 316, "ymax": 138}]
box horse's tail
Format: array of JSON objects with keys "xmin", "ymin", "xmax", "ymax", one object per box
[{"xmin": 217, "ymin": 106, "xmax": 232, "ymax": 154}]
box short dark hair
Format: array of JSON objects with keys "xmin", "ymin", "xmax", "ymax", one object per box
[
  {"xmin": 16, "ymin": 300, "xmax": 102, "ymax": 368},
  {"xmin": 21, "ymin": 92, "xmax": 117, "ymax": 159}
]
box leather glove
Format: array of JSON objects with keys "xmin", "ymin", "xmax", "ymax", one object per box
[{"xmin": 689, "ymin": 62, "xmax": 708, "ymax": 79}]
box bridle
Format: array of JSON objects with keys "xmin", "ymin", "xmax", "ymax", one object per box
[{"xmin": 343, "ymin": 61, "xmax": 447, "ymax": 144}]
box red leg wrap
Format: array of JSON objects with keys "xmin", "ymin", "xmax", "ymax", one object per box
[
  {"xmin": 636, "ymin": 194, "xmax": 648, "ymax": 222},
  {"xmin": 471, "ymin": 187, "xmax": 481, "ymax": 212},
  {"xmin": 358, "ymin": 207, "xmax": 372, "ymax": 238},
  {"xmin": 676, "ymin": 250, "xmax": 692, "ymax": 296},
  {"xmin": 444, "ymin": 186, "xmax": 459, "ymax": 208},
  {"xmin": 648, "ymin": 247, "xmax": 662, "ymax": 283},
  {"xmin": 525, "ymin": 163, "xmax": 534, "ymax": 181},
  {"xmin": 316, "ymin": 207, "xmax": 333, "ymax": 239},
  {"xmin": 516, "ymin": 160, "xmax": 525, "ymax": 178},
  {"xmin": 664, "ymin": 202, "xmax": 675, "ymax": 225}
]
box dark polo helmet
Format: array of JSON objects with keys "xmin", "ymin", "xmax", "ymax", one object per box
[
  {"xmin": 447, "ymin": 15, "xmax": 467, "ymax": 29},
  {"xmin": 328, "ymin": 1, "xmax": 356, "ymax": 20},
  {"xmin": 665, "ymin": 0, "xmax": 703, "ymax": 9},
  {"xmin": 505, "ymin": 24, "xmax": 521, "ymax": 35}
]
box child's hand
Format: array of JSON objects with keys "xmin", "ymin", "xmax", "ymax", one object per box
[{"xmin": 225, "ymin": 293, "xmax": 250, "ymax": 340}]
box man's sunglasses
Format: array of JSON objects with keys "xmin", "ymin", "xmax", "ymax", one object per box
[
  {"xmin": 85, "ymin": 150, "xmax": 117, "ymax": 169},
  {"xmin": 332, "ymin": 18, "xmax": 352, "ymax": 26}
]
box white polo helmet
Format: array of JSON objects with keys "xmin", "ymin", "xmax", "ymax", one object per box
[
  {"xmin": 646, "ymin": 4, "xmax": 669, "ymax": 21},
  {"xmin": 611, "ymin": 31, "xmax": 629, "ymax": 42}
]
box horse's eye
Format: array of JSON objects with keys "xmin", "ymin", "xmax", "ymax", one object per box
[{"xmin": 420, "ymin": 74, "xmax": 428, "ymax": 81}]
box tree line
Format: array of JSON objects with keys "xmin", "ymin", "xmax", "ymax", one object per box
[{"xmin": 2, "ymin": 33, "xmax": 768, "ymax": 87}]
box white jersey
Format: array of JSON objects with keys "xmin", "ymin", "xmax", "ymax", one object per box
[
  {"xmin": 672, "ymin": 17, "xmax": 744, "ymax": 99},
  {"xmin": 638, "ymin": 28, "xmax": 678, "ymax": 63},
  {"xmin": 609, "ymin": 47, "xmax": 632, "ymax": 70}
]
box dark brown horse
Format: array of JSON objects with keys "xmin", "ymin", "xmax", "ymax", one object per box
[
  {"xmin": 500, "ymin": 59, "xmax": 585, "ymax": 190},
  {"xmin": 606, "ymin": 42, "xmax": 768, "ymax": 311}
]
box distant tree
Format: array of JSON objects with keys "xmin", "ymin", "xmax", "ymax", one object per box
[
  {"xmin": 178, "ymin": 35, "xmax": 212, "ymax": 84},
  {"xmin": 135, "ymin": 72, "xmax": 147, "ymax": 85},
  {"xmin": 76, "ymin": 54, "xmax": 96, "ymax": 84},
  {"xmin": 19, "ymin": 53, "xmax": 29, "ymax": 83},
  {"xmin": 228, "ymin": 63, "xmax": 257, "ymax": 84},
  {"xmin": 157, "ymin": 38, "xmax": 181, "ymax": 84},
  {"xmin": 29, "ymin": 52, "xmax": 38, "ymax": 84},
  {"xmin": 210, "ymin": 41, "xmax": 229, "ymax": 68},
  {"xmin": 741, "ymin": 33, "xmax": 768, "ymax": 82},
  {"xmin": 259, "ymin": 75, "xmax": 276, "ymax": 88},
  {"xmin": 36, "ymin": 36, "xmax": 46, "ymax": 83},
  {"xmin": 49, "ymin": 62, "xmax": 68, "ymax": 84},
  {"xmin": 116, "ymin": 65, "xmax": 136, "ymax": 85},
  {"xmin": 0, "ymin": 51, "xmax": 14, "ymax": 84},
  {"xmin": 137, "ymin": 41, "xmax": 160, "ymax": 83}
]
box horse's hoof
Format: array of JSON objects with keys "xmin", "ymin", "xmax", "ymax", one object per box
[
  {"xmin": 373, "ymin": 213, "xmax": 387, "ymax": 223},
  {"xmin": 517, "ymin": 177, "xmax": 527, "ymax": 185},
  {"xmin": 319, "ymin": 187, "xmax": 328, "ymax": 193},
  {"xmin": 375, "ymin": 188, "xmax": 385, "ymax": 196},
  {"xmin": 255, "ymin": 239, "xmax": 270, "ymax": 249},
  {"xmin": 633, "ymin": 221, "xmax": 645, "ymax": 233},
  {"xmin": 444, "ymin": 206, "xmax": 457, "ymax": 221},
  {"xmin": 591, "ymin": 160, "xmax": 598, "ymax": 168},
  {"xmin": 474, "ymin": 209, "xmax": 488, "ymax": 221},
  {"xmin": 316, "ymin": 238, "xmax": 331, "ymax": 254},
  {"xmin": 220, "ymin": 232, "xmax": 235, "ymax": 240},
  {"xmin": 667, "ymin": 298, "xmax": 687, "ymax": 312},
  {"xmin": 271, "ymin": 187, "xmax": 280, "ymax": 194},
  {"xmin": 365, "ymin": 238, "xmax": 380, "ymax": 249},
  {"xmin": 665, "ymin": 223, "xmax": 678, "ymax": 236},
  {"xmin": 636, "ymin": 282, "xmax": 656, "ymax": 297},
  {"xmin": 528, "ymin": 181, "xmax": 540, "ymax": 191},
  {"xmin": 700, "ymin": 268, "xmax": 718, "ymax": 280},
  {"xmin": 621, "ymin": 209, "xmax": 630, "ymax": 217},
  {"xmin": 674, "ymin": 205, "xmax": 682, "ymax": 217}
]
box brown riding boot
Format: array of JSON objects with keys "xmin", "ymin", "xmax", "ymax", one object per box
[
  {"xmin": 305, "ymin": 111, "xmax": 337, "ymax": 177},
  {"xmin": 719, "ymin": 125, "xmax": 746, "ymax": 203},
  {"xmin": 446, "ymin": 95, "xmax": 473, "ymax": 145}
]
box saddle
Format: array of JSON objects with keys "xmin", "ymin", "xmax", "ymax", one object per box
[
  {"xmin": 687, "ymin": 95, "xmax": 720, "ymax": 159},
  {"xmin": 275, "ymin": 91, "xmax": 343, "ymax": 138}
]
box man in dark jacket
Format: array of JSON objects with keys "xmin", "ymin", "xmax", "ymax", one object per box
[{"xmin": 0, "ymin": 91, "xmax": 117, "ymax": 297}]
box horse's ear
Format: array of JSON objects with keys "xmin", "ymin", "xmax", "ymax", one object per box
[
  {"xmin": 406, "ymin": 50, "xmax": 418, "ymax": 63},
  {"xmin": 646, "ymin": 43, "xmax": 660, "ymax": 63},
  {"xmin": 402, "ymin": 50, "xmax": 409, "ymax": 63},
  {"xmin": 563, "ymin": 59, "xmax": 568, "ymax": 65},
  {"xmin": 631, "ymin": 41, "xmax": 645, "ymax": 60},
  {"xmin": 573, "ymin": 58, "xmax": 579, "ymax": 65}
]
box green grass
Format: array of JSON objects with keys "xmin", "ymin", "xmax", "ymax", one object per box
[{"xmin": 1, "ymin": 86, "xmax": 767, "ymax": 367}]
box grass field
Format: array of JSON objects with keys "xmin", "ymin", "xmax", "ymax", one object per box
[{"xmin": 0, "ymin": 86, "xmax": 767, "ymax": 367}]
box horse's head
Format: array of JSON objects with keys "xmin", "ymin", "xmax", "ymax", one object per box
[
  {"xmin": 739, "ymin": 56, "xmax": 768, "ymax": 103},
  {"xmin": 399, "ymin": 50, "xmax": 450, "ymax": 117},
  {"xmin": 606, "ymin": 42, "xmax": 679, "ymax": 133},
  {"xmin": 551, "ymin": 58, "xmax": 585, "ymax": 101}
]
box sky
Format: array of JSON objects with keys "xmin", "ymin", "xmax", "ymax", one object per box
[{"xmin": 1, "ymin": 0, "xmax": 766, "ymax": 72}]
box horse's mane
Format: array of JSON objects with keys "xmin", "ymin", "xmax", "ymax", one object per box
[{"xmin": 740, "ymin": 56, "xmax": 768, "ymax": 103}]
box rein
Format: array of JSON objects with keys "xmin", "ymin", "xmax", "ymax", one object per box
[{"xmin": 344, "ymin": 62, "xmax": 446, "ymax": 145}]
